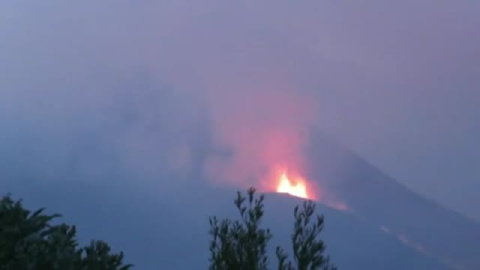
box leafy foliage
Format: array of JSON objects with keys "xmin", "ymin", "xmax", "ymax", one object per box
[
  {"xmin": 209, "ymin": 188, "xmax": 272, "ymax": 270},
  {"xmin": 277, "ymin": 201, "xmax": 337, "ymax": 270},
  {"xmin": 209, "ymin": 188, "xmax": 336, "ymax": 270},
  {"xmin": 0, "ymin": 194, "xmax": 132, "ymax": 270}
]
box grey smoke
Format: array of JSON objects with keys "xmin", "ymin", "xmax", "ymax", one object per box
[{"xmin": 0, "ymin": 0, "xmax": 479, "ymax": 220}]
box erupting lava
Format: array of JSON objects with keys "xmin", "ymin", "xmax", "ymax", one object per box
[{"xmin": 276, "ymin": 172, "xmax": 311, "ymax": 199}]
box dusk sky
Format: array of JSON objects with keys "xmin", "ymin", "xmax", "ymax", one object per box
[{"xmin": 1, "ymin": 0, "xmax": 479, "ymax": 222}]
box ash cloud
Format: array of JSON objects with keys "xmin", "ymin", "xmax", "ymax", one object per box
[{"xmin": 1, "ymin": 1, "xmax": 479, "ymax": 220}]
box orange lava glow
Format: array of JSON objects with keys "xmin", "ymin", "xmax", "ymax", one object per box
[{"xmin": 276, "ymin": 172, "xmax": 311, "ymax": 199}]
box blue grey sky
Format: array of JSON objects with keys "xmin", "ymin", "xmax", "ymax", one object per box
[{"xmin": 1, "ymin": 1, "xmax": 479, "ymax": 221}]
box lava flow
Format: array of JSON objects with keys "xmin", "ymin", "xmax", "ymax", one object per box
[{"xmin": 276, "ymin": 172, "xmax": 311, "ymax": 199}]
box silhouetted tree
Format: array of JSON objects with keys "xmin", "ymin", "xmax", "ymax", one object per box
[
  {"xmin": 209, "ymin": 188, "xmax": 336, "ymax": 270},
  {"xmin": 0, "ymin": 194, "xmax": 132, "ymax": 270},
  {"xmin": 209, "ymin": 188, "xmax": 272, "ymax": 270},
  {"xmin": 276, "ymin": 201, "xmax": 336, "ymax": 270}
]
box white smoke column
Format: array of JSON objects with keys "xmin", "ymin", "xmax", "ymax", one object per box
[
  {"xmin": 148, "ymin": 1, "xmax": 320, "ymax": 190},
  {"xmin": 203, "ymin": 81, "xmax": 316, "ymax": 190}
]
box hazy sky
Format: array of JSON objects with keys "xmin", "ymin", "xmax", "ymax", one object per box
[{"xmin": 1, "ymin": 1, "xmax": 479, "ymax": 220}]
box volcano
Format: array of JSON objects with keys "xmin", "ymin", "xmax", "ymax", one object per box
[
  {"xmin": 3, "ymin": 133, "xmax": 479, "ymax": 270},
  {"xmin": 304, "ymin": 131, "xmax": 480, "ymax": 270}
]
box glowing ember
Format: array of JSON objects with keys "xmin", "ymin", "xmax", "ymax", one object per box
[{"xmin": 276, "ymin": 172, "xmax": 309, "ymax": 199}]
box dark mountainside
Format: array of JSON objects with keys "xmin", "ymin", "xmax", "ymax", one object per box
[
  {"xmin": 0, "ymin": 178, "xmax": 449, "ymax": 270},
  {"xmin": 1, "ymin": 132, "xmax": 478, "ymax": 269},
  {"xmin": 306, "ymin": 131, "xmax": 480, "ymax": 270},
  {"xmin": 4, "ymin": 179, "xmax": 450, "ymax": 270}
]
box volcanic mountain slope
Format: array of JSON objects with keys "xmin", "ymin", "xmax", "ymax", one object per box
[
  {"xmin": 5, "ymin": 178, "xmax": 453, "ymax": 270},
  {"xmin": 3, "ymin": 131, "xmax": 479, "ymax": 269},
  {"xmin": 306, "ymin": 131, "xmax": 480, "ymax": 270}
]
